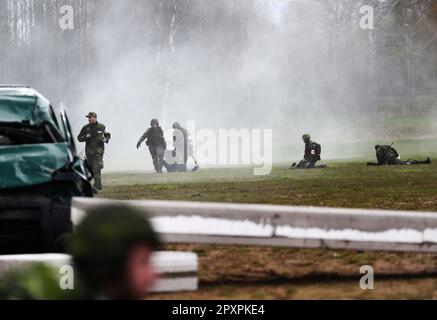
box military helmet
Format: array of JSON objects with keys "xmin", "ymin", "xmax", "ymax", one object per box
[
  {"xmin": 302, "ymin": 134, "xmax": 311, "ymax": 142},
  {"xmin": 150, "ymin": 118, "xmax": 159, "ymax": 126},
  {"xmin": 69, "ymin": 206, "xmax": 160, "ymax": 291},
  {"xmin": 86, "ymin": 112, "xmax": 97, "ymax": 119},
  {"xmin": 172, "ymin": 122, "xmax": 181, "ymax": 129}
]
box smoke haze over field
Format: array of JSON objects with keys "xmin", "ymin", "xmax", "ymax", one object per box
[{"xmin": 0, "ymin": 0, "xmax": 436, "ymax": 170}]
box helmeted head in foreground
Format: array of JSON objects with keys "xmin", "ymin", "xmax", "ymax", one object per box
[
  {"xmin": 302, "ymin": 134, "xmax": 311, "ymax": 143},
  {"xmin": 69, "ymin": 206, "xmax": 160, "ymax": 299}
]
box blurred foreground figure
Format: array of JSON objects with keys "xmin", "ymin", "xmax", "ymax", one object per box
[
  {"xmin": 164, "ymin": 122, "xmax": 199, "ymax": 173},
  {"xmin": 70, "ymin": 206, "xmax": 160, "ymax": 299},
  {"xmin": 0, "ymin": 263, "xmax": 74, "ymax": 300},
  {"xmin": 137, "ymin": 119, "xmax": 167, "ymax": 173},
  {"xmin": 77, "ymin": 112, "xmax": 111, "ymax": 190},
  {"xmin": 290, "ymin": 134, "xmax": 327, "ymax": 169},
  {"xmin": 0, "ymin": 206, "xmax": 160, "ymax": 300},
  {"xmin": 367, "ymin": 144, "xmax": 431, "ymax": 166}
]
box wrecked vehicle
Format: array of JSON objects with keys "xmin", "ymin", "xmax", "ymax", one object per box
[{"xmin": 0, "ymin": 86, "xmax": 93, "ymax": 254}]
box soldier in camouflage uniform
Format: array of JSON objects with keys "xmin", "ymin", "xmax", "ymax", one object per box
[
  {"xmin": 375, "ymin": 144, "xmax": 400, "ymax": 165},
  {"xmin": 368, "ymin": 144, "xmax": 431, "ymax": 166},
  {"xmin": 290, "ymin": 134, "xmax": 326, "ymax": 169},
  {"xmin": 77, "ymin": 112, "xmax": 111, "ymax": 190},
  {"xmin": 137, "ymin": 119, "xmax": 167, "ymax": 173}
]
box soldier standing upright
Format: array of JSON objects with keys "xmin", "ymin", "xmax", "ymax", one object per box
[
  {"xmin": 77, "ymin": 112, "xmax": 111, "ymax": 190},
  {"xmin": 137, "ymin": 119, "xmax": 167, "ymax": 173}
]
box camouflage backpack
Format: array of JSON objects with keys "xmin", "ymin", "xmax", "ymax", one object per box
[{"xmin": 309, "ymin": 142, "xmax": 321, "ymax": 162}]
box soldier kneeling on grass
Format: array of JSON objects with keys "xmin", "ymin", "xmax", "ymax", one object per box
[
  {"xmin": 367, "ymin": 144, "xmax": 431, "ymax": 166},
  {"xmin": 290, "ymin": 134, "xmax": 327, "ymax": 169}
]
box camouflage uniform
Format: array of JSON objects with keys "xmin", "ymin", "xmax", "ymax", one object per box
[
  {"xmin": 293, "ymin": 134, "xmax": 322, "ymax": 169},
  {"xmin": 77, "ymin": 113, "xmax": 111, "ymax": 190},
  {"xmin": 0, "ymin": 263, "xmax": 86, "ymax": 300},
  {"xmin": 137, "ymin": 119, "xmax": 167, "ymax": 173},
  {"xmin": 375, "ymin": 145, "xmax": 400, "ymax": 165},
  {"xmin": 289, "ymin": 134, "xmax": 325, "ymax": 169},
  {"xmin": 374, "ymin": 145, "xmax": 431, "ymax": 166}
]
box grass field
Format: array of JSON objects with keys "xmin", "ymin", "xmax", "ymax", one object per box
[{"xmin": 98, "ymin": 155, "xmax": 437, "ymax": 299}]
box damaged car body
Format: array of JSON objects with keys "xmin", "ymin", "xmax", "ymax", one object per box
[{"xmin": 0, "ymin": 86, "xmax": 93, "ymax": 254}]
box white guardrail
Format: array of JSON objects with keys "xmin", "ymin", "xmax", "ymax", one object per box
[{"xmin": 72, "ymin": 198, "xmax": 437, "ymax": 253}]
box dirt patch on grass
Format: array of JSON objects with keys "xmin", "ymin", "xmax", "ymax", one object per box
[
  {"xmin": 164, "ymin": 244, "xmax": 437, "ymax": 284},
  {"xmin": 149, "ymin": 278, "xmax": 437, "ymax": 300}
]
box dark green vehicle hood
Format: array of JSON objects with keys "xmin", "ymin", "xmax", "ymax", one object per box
[{"xmin": 0, "ymin": 143, "xmax": 70, "ymax": 189}]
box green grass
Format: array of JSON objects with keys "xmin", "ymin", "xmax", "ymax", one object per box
[{"xmin": 100, "ymin": 162, "xmax": 437, "ymax": 211}]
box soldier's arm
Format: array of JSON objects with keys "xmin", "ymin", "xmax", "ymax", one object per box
[
  {"xmin": 101, "ymin": 124, "xmax": 111, "ymax": 143},
  {"xmin": 137, "ymin": 129, "xmax": 149, "ymax": 146},
  {"xmin": 104, "ymin": 131, "xmax": 111, "ymax": 142},
  {"xmin": 77, "ymin": 126, "xmax": 88, "ymax": 142}
]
